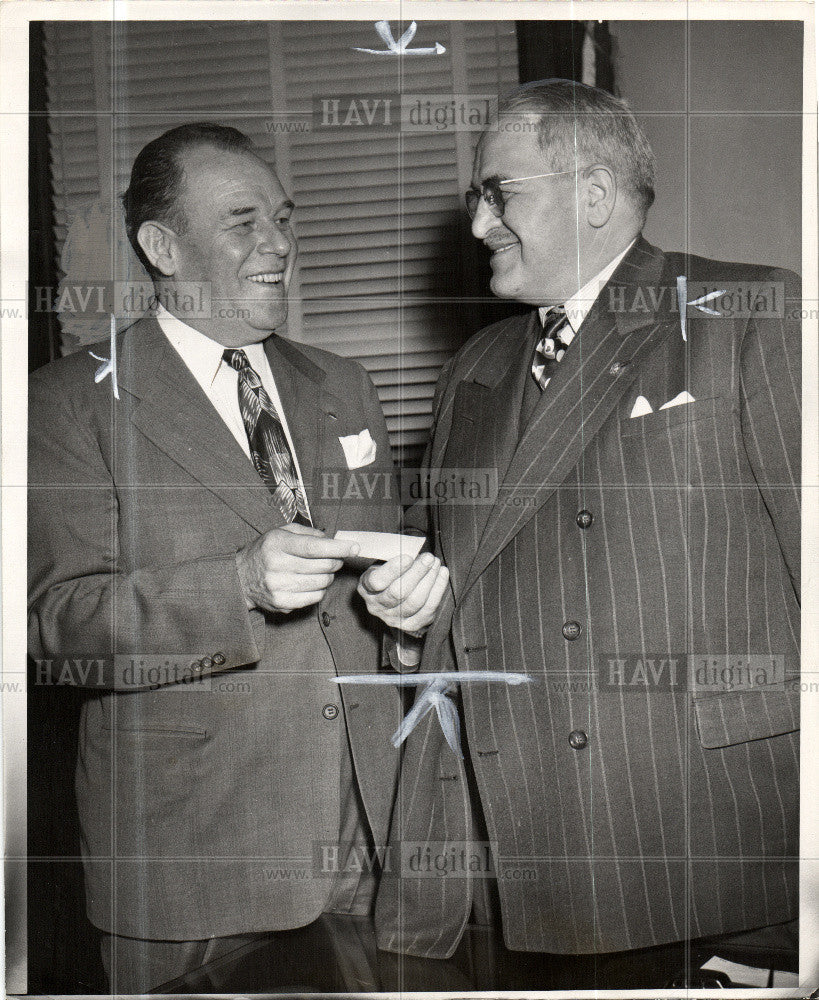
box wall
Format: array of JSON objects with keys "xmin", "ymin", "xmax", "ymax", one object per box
[{"xmin": 609, "ymin": 20, "xmax": 803, "ymax": 274}]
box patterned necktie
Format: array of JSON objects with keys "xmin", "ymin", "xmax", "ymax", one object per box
[
  {"xmin": 532, "ymin": 306, "xmax": 572, "ymax": 391},
  {"xmin": 222, "ymin": 349, "xmax": 312, "ymax": 525}
]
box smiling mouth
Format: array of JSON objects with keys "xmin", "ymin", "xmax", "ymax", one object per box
[
  {"xmin": 247, "ymin": 272, "xmax": 284, "ymax": 284},
  {"xmin": 487, "ymin": 241, "xmax": 519, "ymax": 257}
]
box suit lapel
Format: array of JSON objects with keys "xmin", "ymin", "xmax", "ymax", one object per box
[
  {"xmin": 459, "ymin": 238, "xmax": 672, "ymax": 598},
  {"xmin": 119, "ymin": 317, "xmax": 341, "ymax": 537},
  {"xmin": 119, "ymin": 317, "xmax": 281, "ymax": 534},
  {"xmin": 436, "ymin": 314, "xmax": 536, "ymax": 597}
]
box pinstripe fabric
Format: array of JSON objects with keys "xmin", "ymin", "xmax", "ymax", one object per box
[{"xmin": 375, "ymin": 238, "xmax": 800, "ymax": 957}]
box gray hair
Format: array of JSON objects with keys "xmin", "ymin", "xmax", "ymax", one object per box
[{"xmin": 496, "ymin": 79, "xmax": 656, "ymax": 222}]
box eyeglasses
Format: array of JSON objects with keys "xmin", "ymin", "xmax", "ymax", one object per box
[{"xmin": 465, "ymin": 169, "xmax": 579, "ymax": 220}]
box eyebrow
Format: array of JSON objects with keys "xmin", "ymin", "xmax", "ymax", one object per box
[
  {"xmin": 473, "ymin": 173, "xmax": 509, "ymax": 189},
  {"xmin": 224, "ymin": 199, "xmax": 295, "ymax": 218}
]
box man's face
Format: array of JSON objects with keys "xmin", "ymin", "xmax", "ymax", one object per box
[
  {"xmin": 470, "ymin": 125, "xmax": 588, "ymax": 306},
  {"xmin": 165, "ymin": 144, "xmax": 298, "ymax": 347}
]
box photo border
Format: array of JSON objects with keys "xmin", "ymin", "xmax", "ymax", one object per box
[{"xmin": 2, "ymin": 1, "xmax": 817, "ymax": 996}]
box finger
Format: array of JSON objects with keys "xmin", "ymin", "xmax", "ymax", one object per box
[
  {"xmin": 401, "ymin": 567, "xmax": 451, "ymax": 631},
  {"xmin": 285, "ymin": 557, "xmax": 344, "ymax": 576},
  {"xmin": 361, "ymin": 554, "xmax": 414, "ymax": 594},
  {"xmin": 419, "ymin": 565, "xmax": 450, "ymax": 615},
  {"xmin": 367, "ymin": 551, "xmax": 437, "ymax": 595},
  {"xmin": 286, "ymin": 533, "xmax": 360, "ymax": 560},
  {"xmin": 288, "ymin": 572, "xmax": 334, "ymax": 592},
  {"xmin": 279, "ymin": 523, "xmax": 326, "ymax": 537},
  {"xmin": 264, "ymin": 571, "xmax": 334, "ymax": 594},
  {"xmin": 379, "ymin": 554, "xmax": 440, "ymax": 608},
  {"xmin": 272, "ymin": 589, "xmax": 327, "ymax": 610},
  {"xmin": 256, "ymin": 539, "xmax": 342, "ymax": 576},
  {"xmin": 388, "ymin": 558, "xmax": 442, "ymax": 616},
  {"xmin": 280, "ymin": 553, "xmax": 344, "ymax": 576}
]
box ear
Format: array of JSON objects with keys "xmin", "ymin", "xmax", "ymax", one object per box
[
  {"xmin": 582, "ymin": 165, "xmax": 616, "ymax": 228},
  {"xmin": 136, "ymin": 220, "xmax": 179, "ymax": 277}
]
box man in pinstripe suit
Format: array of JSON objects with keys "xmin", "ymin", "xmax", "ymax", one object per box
[{"xmin": 374, "ymin": 80, "xmax": 801, "ymax": 985}]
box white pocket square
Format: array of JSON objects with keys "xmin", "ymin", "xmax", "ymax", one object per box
[
  {"xmin": 338, "ymin": 429, "xmax": 377, "ymax": 469},
  {"xmin": 660, "ymin": 390, "xmax": 696, "ymax": 410},
  {"xmin": 630, "ymin": 395, "xmax": 653, "ymax": 418}
]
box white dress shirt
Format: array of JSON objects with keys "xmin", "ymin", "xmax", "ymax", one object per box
[
  {"xmin": 155, "ymin": 304, "xmax": 311, "ymax": 518},
  {"xmin": 538, "ymin": 239, "xmax": 635, "ymax": 342}
]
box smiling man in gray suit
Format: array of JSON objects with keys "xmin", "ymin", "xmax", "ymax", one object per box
[
  {"xmin": 375, "ymin": 80, "xmax": 801, "ymax": 987},
  {"xmin": 28, "ymin": 123, "xmax": 448, "ymax": 993}
]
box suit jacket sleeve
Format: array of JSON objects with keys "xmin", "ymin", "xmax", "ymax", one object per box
[
  {"xmin": 401, "ymin": 356, "xmax": 456, "ymax": 539},
  {"xmin": 27, "ymin": 372, "xmax": 260, "ymax": 690},
  {"xmin": 739, "ymin": 268, "xmax": 801, "ymax": 597},
  {"xmin": 384, "ymin": 357, "xmax": 456, "ymax": 672}
]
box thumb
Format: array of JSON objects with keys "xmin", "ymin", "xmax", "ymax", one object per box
[{"xmin": 361, "ymin": 554, "xmax": 413, "ymax": 593}]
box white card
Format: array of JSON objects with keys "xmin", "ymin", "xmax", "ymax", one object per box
[{"xmin": 335, "ymin": 530, "xmax": 425, "ymax": 562}]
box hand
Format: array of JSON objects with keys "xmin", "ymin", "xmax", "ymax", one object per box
[
  {"xmin": 357, "ymin": 552, "xmax": 449, "ymax": 634},
  {"xmin": 236, "ymin": 523, "xmax": 359, "ymax": 613}
]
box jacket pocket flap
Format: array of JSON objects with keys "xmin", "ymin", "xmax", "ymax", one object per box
[{"xmin": 692, "ymin": 687, "xmax": 799, "ymax": 749}]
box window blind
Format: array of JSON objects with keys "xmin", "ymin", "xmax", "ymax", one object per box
[{"xmin": 43, "ymin": 19, "xmax": 519, "ymax": 462}]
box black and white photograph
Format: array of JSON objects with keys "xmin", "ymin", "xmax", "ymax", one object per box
[{"xmin": 2, "ymin": 1, "xmax": 818, "ymax": 995}]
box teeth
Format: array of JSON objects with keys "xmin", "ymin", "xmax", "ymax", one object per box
[
  {"xmin": 490, "ymin": 244, "xmax": 518, "ymax": 255},
  {"xmin": 247, "ymin": 273, "xmax": 283, "ymax": 283}
]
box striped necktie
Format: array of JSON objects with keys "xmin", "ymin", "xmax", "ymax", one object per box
[
  {"xmin": 222, "ymin": 348, "xmax": 312, "ymax": 525},
  {"xmin": 532, "ymin": 306, "xmax": 572, "ymax": 391}
]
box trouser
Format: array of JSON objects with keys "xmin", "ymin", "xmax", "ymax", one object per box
[
  {"xmin": 101, "ymin": 914, "xmax": 798, "ymax": 993},
  {"xmin": 100, "ymin": 931, "xmax": 265, "ymax": 994},
  {"xmin": 467, "ymin": 918, "xmax": 799, "ymax": 990}
]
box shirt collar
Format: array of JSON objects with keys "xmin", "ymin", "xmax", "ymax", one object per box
[
  {"xmin": 155, "ymin": 303, "xmax": 268, "ymax": 385},
  {"xmin": 538, "ymin": 238, "xmax": 636, "ymax": 335}
]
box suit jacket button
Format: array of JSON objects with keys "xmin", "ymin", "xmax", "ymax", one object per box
[
  {"xmin": 322, "ymin": 703, "xmax": 339, "ymax": 720},
  {"xmin": 568, "ymin": 729, "xmax": 588, "ymax": 750},
  {"xmin": 190, "ymin": 660, "xmax": 203, "ymax": 672},
  {"xmin": 212, "ymin": 653, "xmax": 226, "ymax": 666},
  {"xmin": 562, "ymin": 621, "xmax": 582, "ymax": 640},
  {"xmin": 200, "ymin": 656, "xmax": 213, "ymax": 670},
  {"xmin": 576, "ymin": 509, "xmax": 593, "ymax": 529},
  {"xmin": 321, "ymin": 611, "xmax": 332, "ymax": 627}
]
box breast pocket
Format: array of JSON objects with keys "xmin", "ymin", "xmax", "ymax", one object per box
[
  {"xmin": 617, "ymin": 396, "xmax": 738, "ymax": 488},
  {"xmin": 621, "ymin": 396, "xmax": 726, "ymax": 437}
]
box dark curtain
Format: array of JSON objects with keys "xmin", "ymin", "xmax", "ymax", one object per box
[
  {"xmin": 27, "ymin": 29, "xmax": 105, "ymax": 997},
  {"xmin": 29, "ymin": 23, "xmax": 59, "ymax": 371},
  {"xmin": 516, "ymin": 20, "xmax": 615, "ymax": 91}
]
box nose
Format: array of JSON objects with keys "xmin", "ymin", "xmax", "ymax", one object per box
[
  {"xmin": 470, "ymin": 197, "xmax": 502, "ymax": 241},
  {"xmin": 257, "ymin": 219, "xmax": 293, "ymax": 257}
]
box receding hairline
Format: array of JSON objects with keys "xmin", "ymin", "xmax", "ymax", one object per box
[
  {"xmin": 163, "ymin": 141, "xmax": 282, "ymax": 229},
  {"xmin": 480, "ymin": 83, "xmax": 656, "ymax": 221}
]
